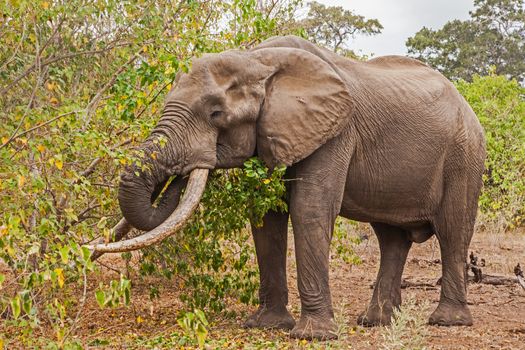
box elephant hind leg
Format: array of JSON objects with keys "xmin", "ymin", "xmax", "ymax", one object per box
[
  {"xmin": 358, "ymin": 223, "xmax": 412, "ymax": 327},
  {"xmin": 429, "ymin": 152, "xmax": 483, "ymax": 326}
]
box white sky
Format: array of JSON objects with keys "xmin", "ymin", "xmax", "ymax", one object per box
[{"xmin": 319, "ymin": 0, "xmax": 474, "ymax": 56}]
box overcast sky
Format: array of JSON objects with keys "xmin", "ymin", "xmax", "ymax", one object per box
[{"xmin": 319, "ymin": 0, "xmax": 474, "ymax": 56}]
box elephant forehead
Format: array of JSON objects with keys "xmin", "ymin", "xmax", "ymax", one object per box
[
  {"xmin": 193, "ymin": 53, "xmax": 241, "ymax": 77},
  {"xmin": 191, "ymin": 52, "xmax": 267, "ymax": 86}
]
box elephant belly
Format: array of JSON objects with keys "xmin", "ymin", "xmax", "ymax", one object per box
[{"xmin": 339, "ymin": 158, "xmax": 443, "ymax": 231}]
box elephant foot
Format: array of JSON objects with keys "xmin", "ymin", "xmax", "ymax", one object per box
[
  {"xmin": 243, "ymin": 305, "xmax": 295, "ymax": 330},
  {"xmin": 357, "ymin": 304, "xmax": 394, "ymax": 327},
  {"xmin": 429, "ymin": 302, "xmax": 473, "ymax": 326},
  {"xmin": 290, "ymin": 314, "xmax": 337, "ymax": 340}
]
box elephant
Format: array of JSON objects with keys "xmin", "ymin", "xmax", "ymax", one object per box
[{"xmin": 89, "ymin": 35, "xmax": 486, "ymax": 340}]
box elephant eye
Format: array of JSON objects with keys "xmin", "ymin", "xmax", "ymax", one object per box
[{"xmin": 210, "ymin": 110, "xmax": 223, "ymax": 118}]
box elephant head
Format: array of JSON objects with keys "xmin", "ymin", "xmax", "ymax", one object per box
[{"xmin": 93, "ymin": 40, "xmax": 354, "ymax": 252}]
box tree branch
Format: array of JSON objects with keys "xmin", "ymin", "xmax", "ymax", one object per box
[
  {"xmin": 1, "ymin": 41, "xmax": 133, "ymax": 95},
  {"xmin": 0, "ymin": 110, "xmax": 79, "ymax": 150},
  {"xmin": 83, "ymin": 45, "xmax": 149, "ymax": 127}
]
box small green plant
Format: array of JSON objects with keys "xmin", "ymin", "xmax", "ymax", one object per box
[
  {"xmin": 332, "ymin": 217, "xmax": 363, "ymax": 265},
  {"xmin": 95, "ymin": 275, "xmax": 131, "ymax": 308},
  {"xmin": 177, "ymin": 309, "xmax": 209, "ymax": 349},
  {"xmin": 379, "ymin": 297, "xmax": 429, "ymax": 350}
]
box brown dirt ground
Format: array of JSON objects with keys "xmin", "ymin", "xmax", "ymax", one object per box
[{"xmin": 3, "ymin": 228, "xmax": 525, "ymax": 349}]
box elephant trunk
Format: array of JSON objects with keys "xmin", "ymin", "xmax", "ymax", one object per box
[
  {"xmin": 88, "ymin": 168, "xmax": 208, "ymax": 252},
  {"xmin": 118, "ymin": 102, "xmax": 191, "ymax": 231},
  {"xmin": 117, "ymin": 157, "xmax": 187, "ymax": 231}
]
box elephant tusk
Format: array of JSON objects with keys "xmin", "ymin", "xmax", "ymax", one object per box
[
  {"xmin": 89, "ymin": 218, "xmax": 133, "ymax": 261},
  {"xmin": 85, "ymin": 168, "xmax": 209, "ymax": 253}
]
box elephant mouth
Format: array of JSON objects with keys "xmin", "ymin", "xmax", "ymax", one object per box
[{"xmin": 150, "ymin": 175, "xmax": 183, "ymax": 207}]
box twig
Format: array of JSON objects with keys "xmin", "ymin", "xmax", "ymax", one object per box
[
  {"xmin": 2, "ymin": 19, "xmax": 43, "ymax": 150},
  {"xmin": 134, "ymin": 80, "xmax": 172, "ymax": 120},
  {"xmin": 514, "ymin": 263, "xmax": 525, "ymax": 291},
  {"xmin": 97, "ymin": 260, "xmax": 123, "ymax": 274},
  {"xmin": 62, "ymin": 266, "xmax": 88, "ymax": 343},
  {"xmin": 57, "ymin": 138, "xmax": 131, "ymax": 209}
]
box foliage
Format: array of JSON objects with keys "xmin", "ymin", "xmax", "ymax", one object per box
[
  {"xmin": 140, "ymin": 159, "xmax": 287, "ymax": 313},
  {"xmin": 455, "ymin": 73, "xmax": 525, "ymax": 227},
  {"xmin": 95, "ymin": 275, "xmax": 131, "ymax": 308},
  {"xmin": 299, "ymin": 1, "xmax": 383, "ymax": 56},
  {"xmin": 406, "ymin": 0, "xmax": 525, "ymax": 83},
  {"xmin": 0, "ymin": 0, "xmax": 298, "ymax": 347},
  {"xmin": 332, "ymin": 217, "xmax": 363, "ymax": 265}
]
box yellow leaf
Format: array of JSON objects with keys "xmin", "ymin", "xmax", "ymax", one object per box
[
  {"xmin": 142, "ymin": 45, "xmax": 148, "ymax": 53},
  {"xmin": 37, "ymin": 144, "xmax": 45, "ymax": 153},
  {"xmin": 151, "ymin": 105, "xmax": 157, "ymax": 114},
  {"xmin": 0, "ymin": 225, "xmax": 7, "ymax": 237},
  {"xmin": 49, "ymin": 96, "xmax": 59, "ymax": 104},
  {"xmin": 136, "ymin": 315, "xmax": 144, "ymax": 324},
  {"xmin": 262, "ymin": 179, "xmax": 270, "ymax": 184},
  {"xmin": 46, "ymin": 82, "xmax": 55, "ymax": 91},
  {"xmin": 166, "ymin": 83, "xmax": 172, "ymax": 91},
  {"xmin": 55, "ymin": 159, "xmax": 63, "ymax": 170},
  {"xmin": 150, "ymin": 151, "xmax": 157, "ymax": 160},
  {"xmin": 119, "ymin": 158, "xmax": 127, "ymax": 165},
  {"xmin": 18, "ymin": 175, "xmax": 25, "ymax": 189},
  {"xmin": 6, "ymin": 245, "xmax": 15, "ymax": 257},
  {"xmin": 1, "ymin": 137, "xmax": 8, "ymax": 145},
  {"xmin": 42, "ymin": 1, "xmax": 49, "ymax": 9},
  {"xmin": 55, "ymin": 268, "xmax": 64, "ymax": 288}
]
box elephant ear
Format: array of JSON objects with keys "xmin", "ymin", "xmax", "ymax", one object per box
[{"xmin": 250, "ymin": 47, "xmax": 353, "ymax": 168}]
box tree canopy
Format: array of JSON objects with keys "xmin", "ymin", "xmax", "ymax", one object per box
[
  {"xmin": 406, "ymin": 0, "xmax": 525, "ymax": 83},
  {"xmin": 299, "ymin": 1, "xmax": 383, "ymax": 56}
]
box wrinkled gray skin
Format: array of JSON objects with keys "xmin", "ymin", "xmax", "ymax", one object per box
[{"xmin": 118, "ymin": 36, "xmax": 486, "ymax": 340}]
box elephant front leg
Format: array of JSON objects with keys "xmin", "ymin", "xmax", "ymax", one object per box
[
  {"xmin": 290, "ymin": 216, "xmax": 337, "ymax": 340},
  {"xmin": 243, "ymin": 210, "xmax": 295, "ymax": 330},
  {"xmin": 287, "ymin": 133, "xmax": 352, "ymax": 340}
]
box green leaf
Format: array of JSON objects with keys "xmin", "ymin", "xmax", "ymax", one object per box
[
  {"xmin": 10, "ymin": 295, "xmax": 21, "ymax": 319},
  {"xmin": 95, "ymin": 290, "xmax": 106, "ymax": 308}
]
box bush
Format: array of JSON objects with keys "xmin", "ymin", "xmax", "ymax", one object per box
[
  {"xmin": 0, "ymin": 0, "xmax": 299, "ymax": 347},
  {"xmin": 455, "ymin": 73, "xmax": 525, "ymax": 228}
]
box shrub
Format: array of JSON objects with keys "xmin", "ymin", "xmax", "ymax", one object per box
[
  {"xmin": 0, "ymin": 0, "xmax": 299, "ymax": 347},
  {"xmin": 456, "ymin": 73, "xmax": 525, "ymax": 228}
]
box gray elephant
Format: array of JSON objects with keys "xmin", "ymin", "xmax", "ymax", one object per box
[{"xmin": 90, "ymin": 36, "xmax": 486, "ymax": 340}]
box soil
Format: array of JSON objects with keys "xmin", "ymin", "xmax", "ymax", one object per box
[{"xmin": 3, "ymin": 228, "xmax": 525, "ymax": 349}]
